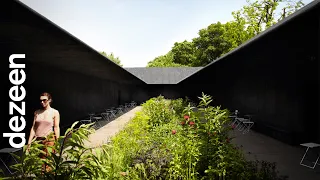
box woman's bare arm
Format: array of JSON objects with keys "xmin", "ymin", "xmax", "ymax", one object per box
[
  {"xmin": 54, "ymin": 110, "xmax": 60, "ymax": 140},
  {"xmin": 27, "ymin": 111, "xmax": 37, "ymax": 145}
]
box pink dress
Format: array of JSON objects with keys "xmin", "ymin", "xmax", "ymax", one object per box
[{"xmin": 34, "ymin": 108, "xmax": 54, "ymax": 138}]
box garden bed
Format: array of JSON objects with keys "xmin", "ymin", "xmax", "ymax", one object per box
[{"xmin": 3, "ymin": 93, "xmax": 288, "ymax": 180}]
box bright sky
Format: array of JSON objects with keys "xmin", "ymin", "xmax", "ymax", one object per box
[{"xmin": 19, "ymin": 0, "xmax": 313, "ymax": 67}]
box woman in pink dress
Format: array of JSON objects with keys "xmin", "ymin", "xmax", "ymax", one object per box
[{"xmin": 27, "ymin": 92, "xmax": 60, "ymax": 171}]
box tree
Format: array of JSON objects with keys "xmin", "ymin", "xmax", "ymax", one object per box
[
  {"xmin": 234, "ymin": 0, "xmax": 305, "ymax": 35},
  {"xmin": 147, "ymin": 51, "xmax": 187, "ymax": 67},
  {"xmin": 100, "ymin": 51, "xmax": 123, "ymax": 67},
  {"xmin": 147, "ymin": 0, "xmax": 306, "ymax": 67},
  {"xmin": 192, "ymin": 21, "xmax": 250, "ymax": 66},
  {"xmin": 171, "ymin": 41, "xmax": 197, "ymax": 66}
]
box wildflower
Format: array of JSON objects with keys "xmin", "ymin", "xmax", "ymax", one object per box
[
  {"xmin": 209, "ymin": 131, "xmax": 215, "ymax": 136},
  {"xmin": 189, "ymin": 121, "xmax": 195, "ymax": 126},
  {"xmin": 184, "ymin": 115, "xmax": 190, "ymax": 120},
  {"xmin": 172, "ymin": 130, "xmax": 177, "ymax": 135},
  {"xmin": 180, "ymin": 121, "xmax": 185, "ymax": 125},
  {"xmin": 120, "ymin": 172, "xmax": 127, "ymax": 176}
]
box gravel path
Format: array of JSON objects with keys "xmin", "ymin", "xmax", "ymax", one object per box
[{"xmin": 83, "ymin": 106, "xmax": 142, "ymax": 148}]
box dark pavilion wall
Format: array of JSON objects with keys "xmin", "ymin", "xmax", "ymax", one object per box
[
  {"xmin": 0, "ymin": 0, "xmax": 148, "ymax": 149},
  {"xmin": 179, "ymin": 2, "xmax": 320, "ymax": 145},
  {"xmin": 146, "ymin": 85, "xmax": 183, "ymax": 100},
  {"xmin": 318, "ymin": 8, "xmax": 320, "ymax": 145}
]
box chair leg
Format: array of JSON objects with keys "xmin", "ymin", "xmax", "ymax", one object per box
[
  {"xmin": 300, "ymin": 147, "xmax": 309, "ymax": 165},
  {"xmin": 299, "ymin": 147, "xmax": 319, "ymax": 169},
  {"xmin": 10, "ymin": 154, "xmax": 19, "ymax": 164},
  {"xmin": 312, "ymin": 155, "xmax": 320, "ymax": 169},
  {"xmin": 0, "ymin": 157, "xmax": 13, "ymax": 174},
  {"xmin": 242, "ymin": 123, "xmax": 254, "ymax": 134}
]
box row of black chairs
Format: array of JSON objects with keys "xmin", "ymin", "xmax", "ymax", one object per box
[
  {"xmin": 229, "ymin": 110, "xmax": 255, "ymax": 134},
  {"xmin": 80, "ymin": 101, "xmax": 137, "ymax": 129}
]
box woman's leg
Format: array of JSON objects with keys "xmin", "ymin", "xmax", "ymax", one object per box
[{"xmin": 43, "ymin": 138, "xmax": 55, "ymax": 172}]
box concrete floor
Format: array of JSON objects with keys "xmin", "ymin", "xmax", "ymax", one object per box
[
  {"xmin": 230, "ymin": 129, "xmax": 320, "ymax": 180},
  {"xmin": 83, "ymin": 106, "xmax": 142, "ymax": 148}
]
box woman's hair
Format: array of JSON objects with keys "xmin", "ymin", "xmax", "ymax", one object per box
[{"xmin": 40, "ymin": 92, "xmax": 52, "ymax": 104}]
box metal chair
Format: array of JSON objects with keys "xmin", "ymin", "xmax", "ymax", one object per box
[
  {"xmin": 300, "ymin": 142, "xmax": 320, "ymax": 169},
  {"xmin": 130, "ymin": 101, "xmax": 136, "ymax": 108},
  {"xmin": 106, "ymin": 109, "xmax": 116, "ymax": 119},
  {"xmin": 124, "ymin": 103, "xmax": 131, "ymax": 111},
  {"xmin": 101, "ymin": 112, "xmax": 110, "ymax": 121},
  {"xmin": 0, "ymin": 148, "xmax": 21, "ymax": 175},
  {"xmin": 116, "ymin": 107, "xmax": 123, "ymax": 115}
]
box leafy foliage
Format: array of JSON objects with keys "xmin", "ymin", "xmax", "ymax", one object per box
[
  {"xmin": 147, "ymin": 0, "xmax": 305, "ymax": 67},
  {"xmin": 3, "ymin": 122, "xmax": 113, "ymax": 180},
  {"xmin": 3, "ymin": 95, "xmax": 288, "ymax": 180},
  {"xmin": 147, "ymin": 51, "xmax": 186, "ymax": 67},
  {"xmin": 129, "ymin": 94, "xmax": 288, "ymax": 179},
  {"xmin": 100, "ymin": 51, "xmax": 123, "ymax": 67},
  {"xmin": 141, "ymin": 96, "xmax": 172, "ymax": 127}
]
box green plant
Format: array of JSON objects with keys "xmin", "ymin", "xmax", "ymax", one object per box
[
  {"xmin": 141, "ymin": 96, "xmax": 172, "ymax": 127},
  {"xmin": 242, "ymin": 160, "xmax": 289, "ymax": 180},
  {"xmin": 6, "ymin": 94, "xmax": 287, "ymax": 180},
  {"xmin": 4, "ymin": 122, "xmax": 113, "ymax": 180}
]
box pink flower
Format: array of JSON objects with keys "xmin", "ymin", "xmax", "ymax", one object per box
[
  {"xmin": 172, "ymin": 130, "xmax": 177, "ymax": 135},
  {"xmin": 184, "ymin": 115, "xmax": 190, "ymax": 120}
]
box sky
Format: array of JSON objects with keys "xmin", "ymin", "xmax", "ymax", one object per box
[{"xmin": 19, "ymin": 0, "xmax": 313, "ymax": 67}]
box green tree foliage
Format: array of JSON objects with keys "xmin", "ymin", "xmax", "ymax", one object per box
[
  {"xmin": 147, "ymin": 0, "xmax": 305, "ymax": 67},
  {"xmin": 193, "ymin": 21, "xmax": 251, "ymax": 66},
  {"xmin": 147, "ymin": 51, "xmax": 187, "ymax": 67},
  {"xmin": 100, "ymin": 51, "xmax": 123, "ymax": 67},
  {"xmin": 171, "ymin": 41, "xmax": 197, "ymax": 66},
  {"xmin": 234, "ymin": 0, "xmax": 305, "ymax": 35}
]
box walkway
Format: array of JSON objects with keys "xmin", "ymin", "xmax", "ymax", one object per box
[
  {"xmin": 83, "ymin": 106, "xmax": 142, "ymax": 148},
  {"xmin": 231, "ymin": 130, "xmax": 320, "ymax": 180}
]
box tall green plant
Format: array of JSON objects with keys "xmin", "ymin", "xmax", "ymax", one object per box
[
  {"xmin": 142, "ymin": 96, "xmax": 172, "ymax": 127},
  {"xmin": 4, "ymin": 122, "xmax": 113, "ymax": 180}
]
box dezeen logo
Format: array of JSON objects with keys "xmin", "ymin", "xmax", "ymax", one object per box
[{"xmin": 3, "ymin": 54, "xmax": 27, "ymax": 148}]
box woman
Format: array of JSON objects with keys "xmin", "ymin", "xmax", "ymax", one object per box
[{"xmin": 27, "ymin": 92, "xmax": 60, "ymax": 171}]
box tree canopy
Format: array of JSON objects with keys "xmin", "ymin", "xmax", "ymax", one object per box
[
  {"xmin": 147, "ymin": 0, "xmax": 305, "ymax": 67},
  {"xmin": 100, "ymin": 51, "xmax": 123, "ymax": 67}
]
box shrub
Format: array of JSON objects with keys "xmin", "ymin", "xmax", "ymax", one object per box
[
  {"xmin": 5, "ymin": 122, "xmax": 114, "ymax": 180},
  {"xmin": 141, "ymin": 96, "xmax": 172, "ymax": 127}
]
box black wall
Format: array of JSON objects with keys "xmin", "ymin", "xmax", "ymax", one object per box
[
  {"xmin": 0, "ymin": 0, "xmax": 149, "ymax": 149},
  {"xmin": 147, "ymin": 85, "xmax": 183, "ymax": 100},
  {"xmin": 179, "ymin": 4, "xmax": 320, "ymax": 145}
]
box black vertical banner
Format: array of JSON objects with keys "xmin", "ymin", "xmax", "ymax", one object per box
[{"xmin": 0, "ymin": 0, "xmax": 34, "ymax": 149}]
